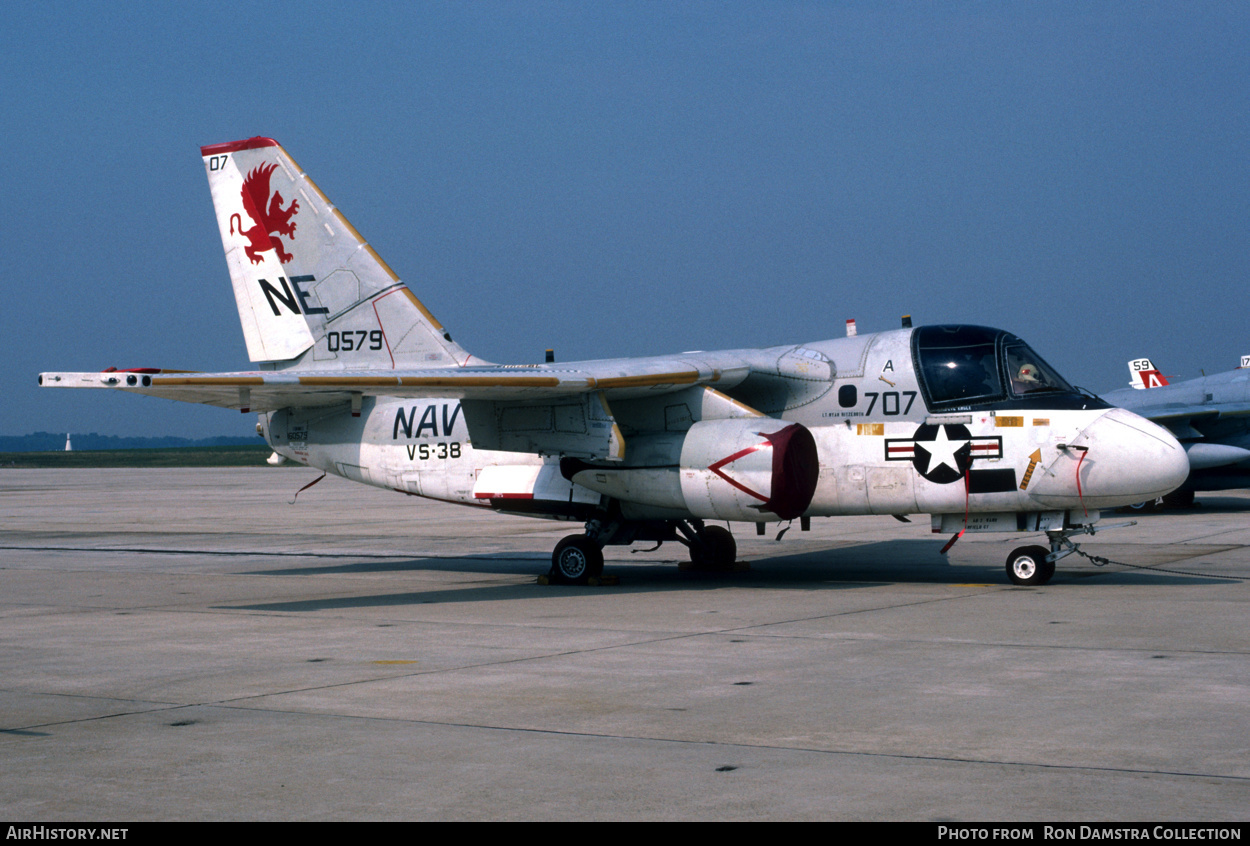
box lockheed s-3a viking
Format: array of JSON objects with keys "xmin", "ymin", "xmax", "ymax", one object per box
[{"xmin": 39, "ymin": 137, "xmax": 1189, "ymax": 586}]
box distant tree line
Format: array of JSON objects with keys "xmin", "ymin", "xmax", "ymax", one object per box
[{"xmin": 0, "ymin": 432, "xmax": 262, "ymax": 452}]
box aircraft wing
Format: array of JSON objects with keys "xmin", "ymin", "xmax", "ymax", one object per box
[
  {"xmin": 1120, "ymin": 401, "xmax": 1250, "ymax": 425},
  {"xmin": 1145, "ymin": 404, "xmax": 1250, "ymax": 419},
  {"xmin": 39, "ymin": 356, "xmax": 752, "ymax": 412},
  {"xmin": 1105, "ymin": 389, "xmax": 1250, "ymax": 450}
]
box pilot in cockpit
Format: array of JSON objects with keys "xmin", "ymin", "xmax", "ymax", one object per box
[{"xmin": 1012, "ymin": 363, "xmax": 1042, "ymax": 394}]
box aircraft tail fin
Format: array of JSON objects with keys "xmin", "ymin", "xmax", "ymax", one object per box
[
  {"xmin": 200, "ymin": 137, "xmax": 474, "ymax": 369},
  {"xmin": 1128, "ymin": 358, "xmax": 1169, "ymax": 389}
]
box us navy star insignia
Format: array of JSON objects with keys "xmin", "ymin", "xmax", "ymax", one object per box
[
  {"xmin": 884, "ymin": 424, "xmax": 1002, "ymax": 485},
  {"xmin": 917, "ymin": 424, "xmax": 968, "ymax": 476}
]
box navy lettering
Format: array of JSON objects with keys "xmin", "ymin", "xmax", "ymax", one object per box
[
  {"xmin": 394, "ymin": 407, "xmax": 414, "ymax": 439},
  {"xmin": 415, "ymin": 406, "xmax": 439, "ymax": 438},
  {"xmin": 394, "ymin": 403, "xmax": 462, "ymax": 440},
  {"xmin": 442, "ymin": 403, "xmax": 462, "ymax": 436}
]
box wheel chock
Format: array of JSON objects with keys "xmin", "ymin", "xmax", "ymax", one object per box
[{"xmin": 536, "ymin": 573, "xmax": 620, "ymax": 586}]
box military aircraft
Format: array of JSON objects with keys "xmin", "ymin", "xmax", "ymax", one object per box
[
  {"xmin": 40, "ymin": 137, "xmax": 1189, "ymax": 586},
  {"xmin": 1103, "ymin": 356, "xmax": 1250, "ymax": 507}
]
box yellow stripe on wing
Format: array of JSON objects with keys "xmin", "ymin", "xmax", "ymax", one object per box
[{"xmin": 589, "ymin": 371, "xmax": 700, "ymax": 389}]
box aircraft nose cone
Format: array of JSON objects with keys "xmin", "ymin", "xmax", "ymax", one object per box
[{"xmin": 1028, "ymin": 408, "xmax": 1189, "ymax": 509}]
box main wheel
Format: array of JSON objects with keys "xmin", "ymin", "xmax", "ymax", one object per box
[
  {"xmin": 689, "ymin": 525, "xmax": 737, "ymax": 571},
  {"xmin": 551, "ymin": 535, "xmax": 604, "ymax": 584},
  {"xmin": 1005, "ymin": 545, "xmax": 1055, "ymax": 586}
]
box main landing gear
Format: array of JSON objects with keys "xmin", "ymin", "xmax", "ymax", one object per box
[
  {"xmin": 550, "ymin": 534, "xmax": 604, "ymax": 585},
  {"xmin": 676, "ymin": 520, "xmax": 737, "ymax": 572},
  {"xmin": 547, "ymin": 517, "xmax": 739, "ymax": 584}
]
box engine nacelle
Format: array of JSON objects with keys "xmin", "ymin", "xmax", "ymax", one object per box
[{"xmin": 567, "ymin": 418, "xmax": 819, "ymax": 522}]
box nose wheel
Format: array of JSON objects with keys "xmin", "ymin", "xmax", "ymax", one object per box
[{"xmin": 1005, "ymin": 545, "xmax": 1055, "ymax": 586}]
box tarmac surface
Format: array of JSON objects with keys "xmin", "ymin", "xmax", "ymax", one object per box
[{"xmin": 1, "ymin": 468, "xmax": 1247, "ymax": 821}]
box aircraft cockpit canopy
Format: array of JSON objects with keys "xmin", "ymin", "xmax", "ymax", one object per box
[{"xmin": 912, "ymin": 325, "xmax": 1104, "ymax": 412}]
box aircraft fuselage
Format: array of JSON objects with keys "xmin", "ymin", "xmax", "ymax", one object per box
[{"xmin": 261, "ymin": 325, "xmax": 1187, "ymax": 533}]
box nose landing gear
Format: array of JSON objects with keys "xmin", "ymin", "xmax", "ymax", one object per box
[{"xmin": 1005, "ymin": 519, "xmax": 1135, "ymax": 586}]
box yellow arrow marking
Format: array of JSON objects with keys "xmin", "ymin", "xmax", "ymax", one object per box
[{"xmin": 1019, "ymin": 449, "xmax": 1042, "ymax": 490}]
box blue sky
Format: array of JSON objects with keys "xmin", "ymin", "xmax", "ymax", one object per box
[{"xmin": 4, "ymin": 1, "xmax": 1249, "ymax": 438}]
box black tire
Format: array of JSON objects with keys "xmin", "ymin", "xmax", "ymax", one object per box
[
  {"xmin": 1005, "ymin": 545, "xmax": 1055, "ymax": 586},
  {"xmin": 551, "ymin": 535, "xmax": 604, "ymax": 584},
  {"xmin": 689, "ymin": 525, "xmax": 736, "ymax": 571}
]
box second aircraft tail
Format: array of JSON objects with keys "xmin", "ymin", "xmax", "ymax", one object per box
[{"xmin": 1128, "ymin": 358, "xmax": 1169, "ymax": 389}]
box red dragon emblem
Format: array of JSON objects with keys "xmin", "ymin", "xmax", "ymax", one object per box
[{"xmin": 229, "ymin": 162, "xmax": 299, "ymax": 264}]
